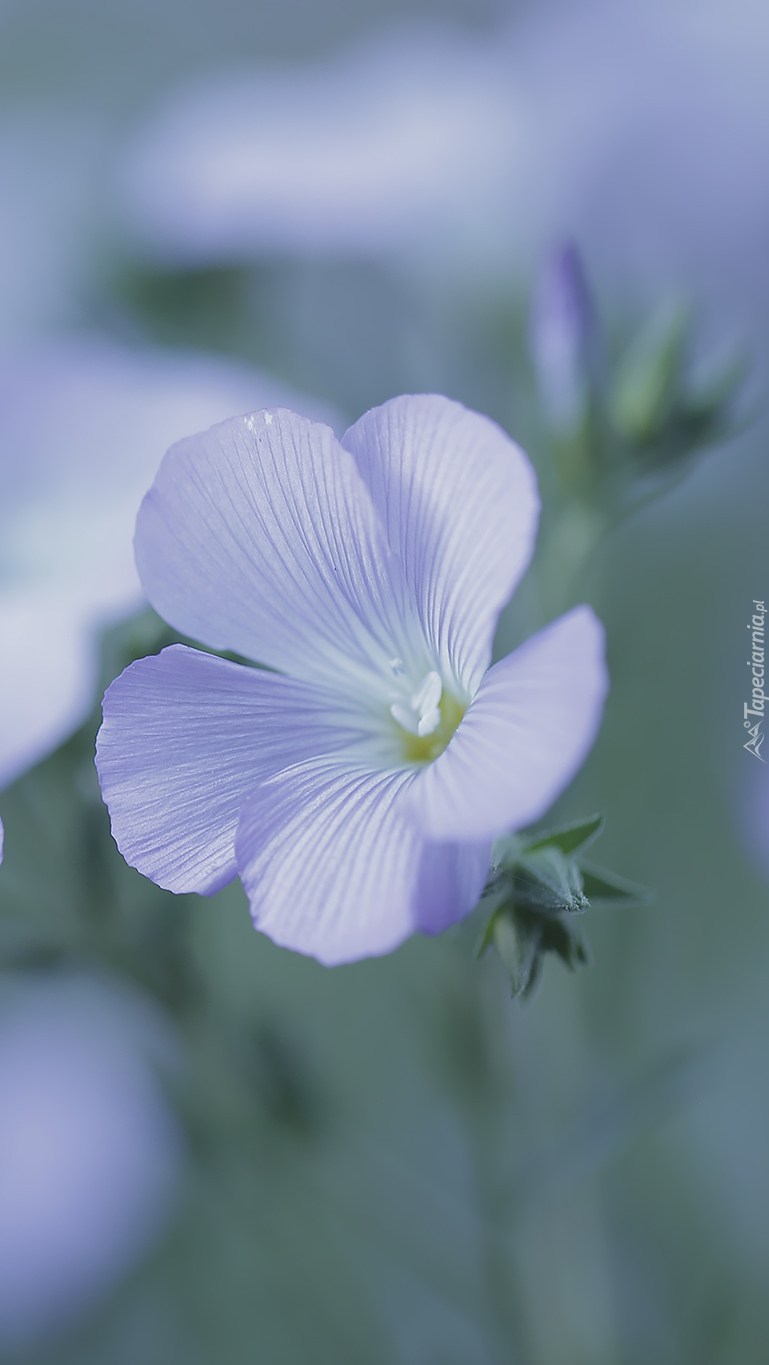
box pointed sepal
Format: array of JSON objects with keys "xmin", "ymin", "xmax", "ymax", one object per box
[{"xmin": 480, "ymin": 813, "xmax": 649, "ymax": 999}]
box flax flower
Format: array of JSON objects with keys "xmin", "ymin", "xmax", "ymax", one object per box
[{"xmin": 97, "ymin": 395, "xmax": 607, "ymax": 964}]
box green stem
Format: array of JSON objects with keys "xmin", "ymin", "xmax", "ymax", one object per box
[{"xmin": 443, "ymin": 952, "xmax": 532, "ymax": 1363}]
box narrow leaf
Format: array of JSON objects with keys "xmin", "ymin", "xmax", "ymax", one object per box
[
  {"xmin": 524, "ymin": 812, "xmax": 605, "ymax": 858},
  {"xmin": 580, "ymin": 860, "xmax": 652, "ymax": 907}
]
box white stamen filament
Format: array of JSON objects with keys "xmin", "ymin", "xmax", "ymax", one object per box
[{"xmin": 390, "ymin": 670, "xmax": 443, "ymax": 737}]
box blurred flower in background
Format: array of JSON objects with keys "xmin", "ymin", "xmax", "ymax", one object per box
[
  {"xmin": 0, "ymin": 973, "xmax": 183, "ymax": 1353},
  {"xmin": 499, "ymin": 0, "xmax": 769, "ymax": 332},
  {"xmin": 112, "ymin": 0, "xmax": 769, "ymax": 340},
  {"xmin": 0, "ymin": 111, "xmax": 103, "ymax": 345},
  {"xmin": 115, "ymin": 26, "xmax": 518, "ymax": 267},
  {"xmin": 0, "ymin": 338, "xmax": 338, "ymax": 789}
]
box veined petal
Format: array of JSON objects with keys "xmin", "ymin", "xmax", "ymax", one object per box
[
  {"xmin": 96, "ymin": 646, "xmax": 364, "ymax": 896},
  {"xmin": 342, "ymin": 394, "xmax": 540, "ymax": 693},
  {"xmin": 235, "ymin": 758, "xmax": 491, "ymax": 965},
  {"xmin": 410, "ymin": 606, "xmax": 608, "ymax": 841},
  {"xmin": 135, "ymin": 410, "xmax": 424, "ymax": 692}
]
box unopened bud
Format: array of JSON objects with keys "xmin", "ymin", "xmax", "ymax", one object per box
[{"xmin": 530, "ymin": 242, "xmax": 596, "ymax": 436}]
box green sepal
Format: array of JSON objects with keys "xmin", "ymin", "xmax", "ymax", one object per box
[
  {"xmin": 480, "ymin": 901, "xmax": 592, "ymax": 1000},
  {"xmin": 488, "ymin": 905, "xmax": 542, "ymax": 1000},
  {"xmin": 490, "ymin": 832, "xmax": 525, "ymax": 871},
  {"xmin": 480, "ymin": 812, "xmax": 649, "ymax": 999},
  {"xmin": 579, "ymin": 861, "xmax": 653, "ymax": 907},
  {"xmin": 534, "ymin": 907, "xmax": 592, "ymax": 975},
  {"xmin": 513, "ymin": 847, "xmax": 589, "ymax": 915},
  {"xmin": 521, "ymin": 812, "xmax": 605, "ymax": 858},
  {"xmin": 609, "ymin": 302, "xmax": 748, "ymax": 477}
]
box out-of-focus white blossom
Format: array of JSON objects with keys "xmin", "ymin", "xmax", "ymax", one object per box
[
  {"xmin": 0, "ymin": 338, "xmax": 339, "ymax": 788},
  {"xmin": 115, "ymin": 2, "xmax": 769, "ymax": 335},
  {"xmin": 0, "ymin": 974, "xmax": 183, "ymax": 1351},
  {"xmin": 3, "ymin": 0, "xmax": 768, "ymax": 343},
  {"xmin": 116, "ymin": 26, "xmax": 519, "ymax": 265},
  {"xmin": 501, "ymin": 0, "xmax": 769, "ymax": 328}
]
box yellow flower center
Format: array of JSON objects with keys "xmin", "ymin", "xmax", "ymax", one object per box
[{"xmin": 400, "ymin": 690, "xmax": 466, "ymax": 765}]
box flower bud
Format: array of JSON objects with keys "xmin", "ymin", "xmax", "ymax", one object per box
[{"xmin": 530, "ymin": 242, "xmax": 596, "ymax": 438}]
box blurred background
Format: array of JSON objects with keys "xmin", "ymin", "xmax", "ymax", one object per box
[{"xmin": 0, "ymin": 0, "xmax": 767, "ymax": 1361}]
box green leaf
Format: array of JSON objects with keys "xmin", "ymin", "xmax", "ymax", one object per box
[
  {"xmin": 523, "ymin": 812, "xmax": 605, "ymax": 858},
  {"xmin": 580, "ymin": 860, "xmax": 653, "ymax": 907}
]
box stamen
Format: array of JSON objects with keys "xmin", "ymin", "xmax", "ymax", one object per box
[
  {"xmin": 410, "ymin": 671, "xmax": 442, "ymax": 717},
  {"xmin": 417, "ymin": 707, "xmax": 441, "ymax": 737},
  {"xmin": 390, "ymin": 702, "xmax": 420, "ymax": 734},
  {"xmin": 390, "ymin": 670, "xmax": 443, "ymax": 738}
]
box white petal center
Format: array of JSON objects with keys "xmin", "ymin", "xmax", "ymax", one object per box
[{"xmin": 389, "ymin": 670, "xmax": 443, "ymax": 737}]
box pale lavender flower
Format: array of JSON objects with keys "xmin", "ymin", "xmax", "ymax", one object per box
[
  {"xmin": 0, "ymin": 976, "xmax": 183, "ymax": 1351},
  {"xmin": 0, "ymin": 337, "xmax": 337, "ymax": 788},
  {"xmin": 97, "ymin": 395, "xmax": 608, "ymax": 965},
  {"xmin": 116, "ymin": 27, "xmax": 516, "ymax": 265}
]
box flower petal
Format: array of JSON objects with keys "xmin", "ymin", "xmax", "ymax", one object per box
[
  {"xmin": 96, "ymin": 646, "xmax": 363, "ymax": 896},
  {"xmin": 235, "ymin": 758, "xmax": 491, "ymax": 965},
  {"xmin": 410, "ymin": 605, "xmax": 608, "ymax": 841},
  {"xmin": 135, "ymin": 409, "xmax": 426, "ymax": 692},
  {"xmin": 341, "ymin": 394, "xmax": 540, "ymax": 693}
]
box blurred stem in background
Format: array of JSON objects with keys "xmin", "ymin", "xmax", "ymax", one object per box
[{"xmin": 526, "ymin": 242, "xmax": 746, "ymax": 623}]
